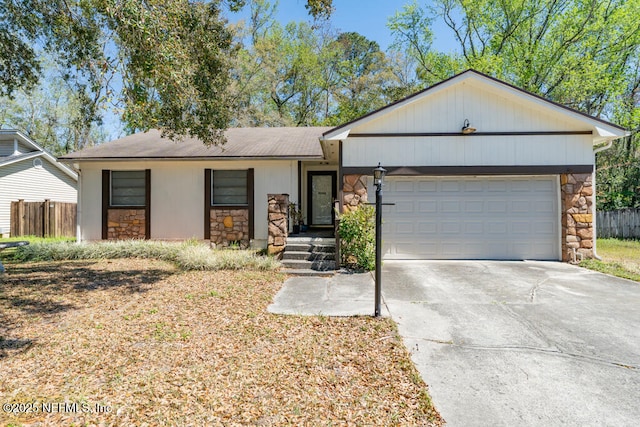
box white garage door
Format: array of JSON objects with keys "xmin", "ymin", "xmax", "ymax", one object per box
[{"xmin": 379, "ymin": 176, "xmax": 559, "ymax": 260}]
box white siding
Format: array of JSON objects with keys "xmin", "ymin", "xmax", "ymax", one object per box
[
  {"xmin": 343, "ymin": 135, "xmax": 594, "ymax": 167},
  {"xmin": 355, "ymin": 81, "xmax": 588, "ymax": 134},
  {"xmin": 0, "ymin": 140, "xmax": 36, "ymax": 156},
  {"xmin": 0, "ymin": 141, "xmax": 13, "ymax": 156},
  {"xmin": 0, "ymin": 158, "xmax": 77, "ymax": 233},
  {"xmin": 343, "ymin": 80, "xmax": 596, "ymax": 168},
  {"xmin": 78, "ymin": 160, "xmax": 298, "ymax": 244}
]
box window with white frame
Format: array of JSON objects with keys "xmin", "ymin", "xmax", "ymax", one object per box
[
  {"xmin": 111, "ymin": 170, "xmax": 146, "ymax": 206},
  {"xmin": 211, "ymin": 170, "xmax": 248, "ymax": 205}
]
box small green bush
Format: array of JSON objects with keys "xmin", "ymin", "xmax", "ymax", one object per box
[
  {"xmin": 338, "ymin": 205, "xmax": 375, "ymax": 271},
  {"xmin": 6, "ymin": 239, "xmax": 280, "ymax": 271}
]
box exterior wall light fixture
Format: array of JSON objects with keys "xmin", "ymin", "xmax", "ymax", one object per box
[{"xmin": 462, "ymin": 119, "xmax": 477, "ymax": 134}]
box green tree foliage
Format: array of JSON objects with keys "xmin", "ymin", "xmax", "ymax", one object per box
[
  {"xmin": 0, "ymin": 0, "xmax": 334, "ymax": 147},
  {"xmin": 389, "ymin": 0, "xmax": 640, "ymax": 209},
  {"xmin": 231, "ymin": 0, "xmax": 403, "ymax": 126},
  {"xmin": 326, "ymin": 32, "xmax": 396, "ymax": 124},
  {"xmin": 1, "ymin": 0, "xmax": 240, "ymax": 146},
  {"xmin": 0, "ymin": 59, "xmax": 107, "ymax": 154}
]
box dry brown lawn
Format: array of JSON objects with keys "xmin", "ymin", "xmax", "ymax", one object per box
[{"xmin": 0, "ymin": 259, "xmax": 443, "ymax": 426}]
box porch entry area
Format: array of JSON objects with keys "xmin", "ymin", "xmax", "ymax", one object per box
[{"xmin": 307, "ymin": 171, "xmax": 336, "ymax": 227}]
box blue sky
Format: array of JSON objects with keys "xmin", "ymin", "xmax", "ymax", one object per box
[{"xmin": 226, "ymin": 0, "xmax": 457, "ymax": 52}]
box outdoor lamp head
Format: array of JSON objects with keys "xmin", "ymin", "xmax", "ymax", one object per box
[
  {"xmin": 461, "ymin": 119, "xmax": 477, "ymax": 134},
  {"xmin": 373, "ymin": 163, "xmax": 387, "ymax": 185}
]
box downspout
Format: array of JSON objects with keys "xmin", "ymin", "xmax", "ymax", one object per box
[
  {"xmin": 75, "ymin": 166, "xmax": 82, "ymax": 243},
  {"xmin": 591, "ymin": 140, "xmax": 614, "ymax": 260}
]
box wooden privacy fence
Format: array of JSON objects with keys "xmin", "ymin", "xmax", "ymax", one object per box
[
  {"xmin": 10, "ymin": 199, "xmax": 77, "ymax": 238},
  {"xmin": 596, "ymin": 209, "xmax": 640, "ymax": 239}
]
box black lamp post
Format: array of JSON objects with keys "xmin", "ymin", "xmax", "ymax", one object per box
[{"xmin": 373, "ymin": 162, "xmax": 387, "ymax": 317}]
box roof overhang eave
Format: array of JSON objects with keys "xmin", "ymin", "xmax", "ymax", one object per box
[
  {"xmin": 59, "ymin": 155, "xmax": 326, "ymax": 162},
  {"xmin": 320, "ymin": 129, "xmax": 351, "ymax": 141},
  {"xmin": 591, "ymin": 126, "xmax": 630, "ymax": 146}
]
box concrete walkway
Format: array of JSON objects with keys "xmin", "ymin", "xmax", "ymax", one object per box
[{"xmin": 268, "ymin": 271, "xmax": 389, "ymax": 317}]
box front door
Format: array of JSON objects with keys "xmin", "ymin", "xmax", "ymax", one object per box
[{"xmin": 308, "ymin": 172, "xmax": 337, "ymax": 226}]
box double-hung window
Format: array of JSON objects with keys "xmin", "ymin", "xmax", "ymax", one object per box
[
  {"xmin": 211, "ymin": 170, "xmax": 248, "ymax": 206},
  {"xmin": 111, "ymin": 170, "xmax": 146, "ymax": 206}
]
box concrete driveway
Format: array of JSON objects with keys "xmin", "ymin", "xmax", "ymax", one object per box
[{"xmin": 383, "ymin": 261, "xmax": 640, "ymax": 427}]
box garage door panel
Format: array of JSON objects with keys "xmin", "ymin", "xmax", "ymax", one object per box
[
  {"xmin": 535, "ymin": 201, "xmax": 555, "ymax": 213},
  {"xmin": 511, "ymin": 200, "xmax": 530, "ymax": 212},
  {"xmin": 418, "ymin": 181, "xmax": 437, "ymax": 192},
  {"xmin": 464, "ymin": 181, "xmax": 484, "ymax": 192},
  {"xmin": 533, "ymin": 221, "xmax": 555, "ymax": 234},
  {"xmin": 395, "ymin": 222, "xmax": 414, "ymax": 234},
  {"xmin": 465, "ymin": 200, "xmax": 484, "ymax": 213},
  {"xmin": 511, "ymin": 221, "xmax": 532, "ymax": 234},
  {"xmin": 395, "ymin": 201, "xmax": 415, "ymax": 213},
  {"xmin": 441, "ymin": 200, "xmax": 461, "ymax": 212},
  {"xmin": 440, "ymin": 222, "xmax": 461, "ymax": 233},
  {"xmin": 532, "ymin": 179, "xmax": 555, "ymax": 191},
  {"xmin": 487, "ymin": 221, "xmax": 508, "ymax": 234},
  {"xmin": 511, "ymin": 180, "xmax": 531, "ymax": 191},
  {"xmin": 419, "ymin": 201, "xmax": 437, "ymax": 212},
  {"xmin": 418, "ymin": 222, "xmax": 437, "ymax": 233},
  {"xmin": 441, "ymin": 242, "xmax": 463, "ymax": 257},
  {"xmin": 488, "ymin": 201, "xmax": 508, "ymax": 213},
  {"xmin": 382, "ymin": 176, "xmax": 559, "ymax": 260},
  {"xmin": 395, "ymin": 180, "xmax": 415, "ymax": 192},
  {"xmin": 441, "ymin": 181, "xmax": 461, "ymax": 192},
  {"xmin": 464, "ymin": 222, "xmax": 484, "ymax": 234},
  {"xmin": 487, "ymin": 181, "xmax": 507, "ymax": 192}
]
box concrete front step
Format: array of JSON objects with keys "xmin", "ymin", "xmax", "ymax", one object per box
[
  {"xmin": 282, "ymin": 268, "xmax": 335, "ymax": 277},
  {"xmin": 282, "ymin": 250, "xmax": 335, "ymax": 261},
  {"xmin": 285, "ymin": 244, "xmax": 335, "ymax": 253},
  {"xmin": 281, "ymin": 259, "xmax": 337, "ymax": 271},
  {"xmin": 287, "ymin": 236, "xmax": 335, "ymax": 245},
  {"xmin": 281, "ymin": 236, "xmax": 337, "ymax": 275}
]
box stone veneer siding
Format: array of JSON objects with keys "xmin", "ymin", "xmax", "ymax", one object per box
[
  {"xmin": 267, "ymin": 194, "xmax": 289, "ymax": 256},
  {"xmin": 107, "ymin": 209, "xmax": 146, "ymax": 240},
  {"xmin": 342, "ymin": 174, "xmax": 368, "ymax": 212},
  {"xmin": 210, "ymin": 208, "xmax": 250, "ymax": 248},
  {"xmin": 561, "ymin": 173, "xmax": 594, "ymax": 262}
]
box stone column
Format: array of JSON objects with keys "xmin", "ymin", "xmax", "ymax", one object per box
[
  {"xmin": 561, "ymin": 173, "xmax": 594, "ymax": 261},
  {"xmin": 267, "ymin": 194, "xmax": 289, "ymax": 256},
  {"xmin": 342, "ymin": 175, "xmax": 368, "ymax": 212}
]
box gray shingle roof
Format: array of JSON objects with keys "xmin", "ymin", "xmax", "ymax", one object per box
[{"xmin": 60, "ymin": 127, "xmax": 331, "ymax": 160}]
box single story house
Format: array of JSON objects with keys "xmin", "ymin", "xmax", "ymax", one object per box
[
  {"xmin": 60, "ymin": 70, "xmax": 628, "ymax": 262},
  {"xmin": 0, "ymin": 130, "xmax": 78, "ymax": 237}
]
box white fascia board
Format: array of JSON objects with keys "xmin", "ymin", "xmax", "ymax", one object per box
[
  {"xmin": 41, "ymin": 152, "xmax": 79, "ymax": 180},
  {"xmin": 0, "ymin": 151, "xmax": 43, "ymax": 167},
  {"xmin": 321, "ymin": 129, "xmax": 351, "ymax": 141}
]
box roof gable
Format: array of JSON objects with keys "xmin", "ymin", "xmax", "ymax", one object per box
[
  {"xmin": 0, "ymin": 130, "xmax": 78, "ymax": 180},
  {"xmin": 322, "ymin": 70, "xmax": 628, "ymax": 145}
]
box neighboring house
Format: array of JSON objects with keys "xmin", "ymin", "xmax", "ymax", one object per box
[
  {"xmin": 0, "ymin": 130, "xmax": 78, "ymax": 237},
  {"xmin": 60, "ymin": 70, "xmax": 628, "ymax": 262}
]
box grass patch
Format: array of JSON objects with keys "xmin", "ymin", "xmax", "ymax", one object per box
[
  {"xmin": 579, "ymin": 238, "xmax": 640, "ymax": 282},
  {"xmin": 2, "ymin": 239, "xmax": 279, "ymax": 271},
  {"xmin": 0, "ymin": 259, "xmax": 443, "ymax": 425}
]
